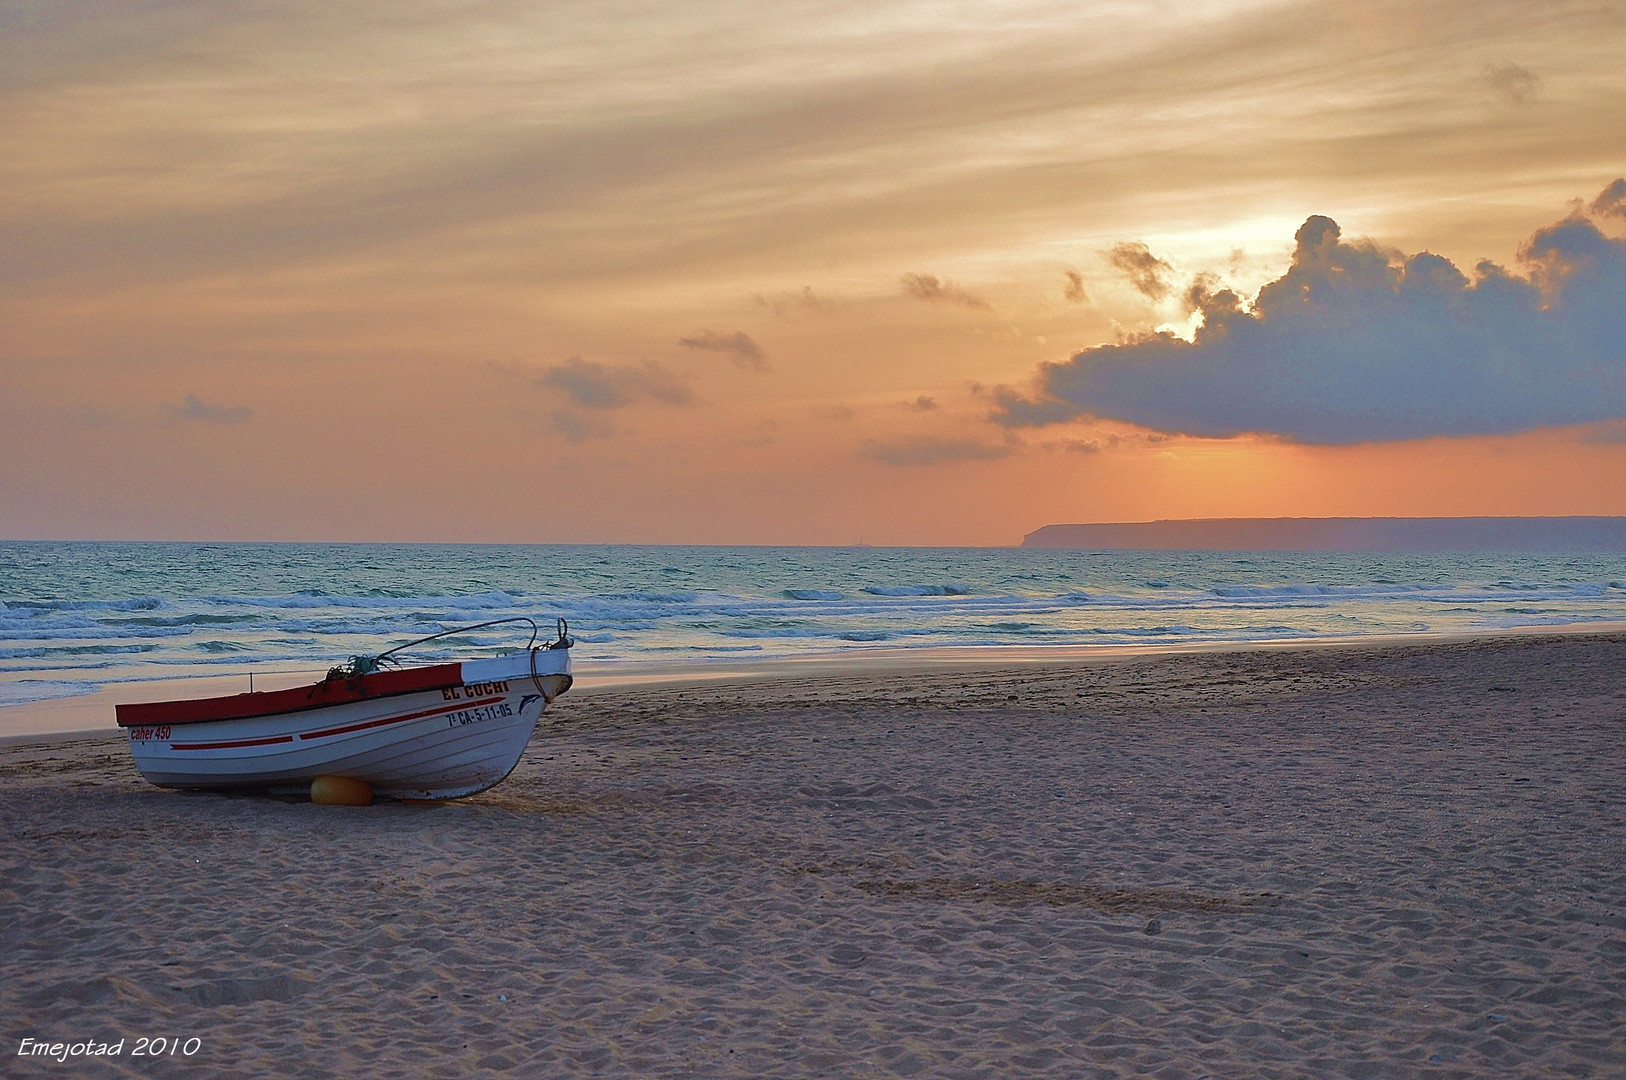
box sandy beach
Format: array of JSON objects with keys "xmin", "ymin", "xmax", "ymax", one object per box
[{"xmin": 3, "ymin": 633, "xmax": 1624, "ymax": 1078}]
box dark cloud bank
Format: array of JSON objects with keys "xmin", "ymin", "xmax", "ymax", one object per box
[{"xmin": 994, "ymin": 183, "xmax": 1626, "ymax": 444}]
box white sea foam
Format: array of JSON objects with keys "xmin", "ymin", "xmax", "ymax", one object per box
[
  {"xmin": 0, "ymin": 679, "xmax": 103, "ymax": 708},
  {"xmin": 4, "ymin": 543, "xmax": 1626, "ymax": 691},
  {"xmin": 862, "ymin": 584, "xmax": 970, "ymax": 596}
]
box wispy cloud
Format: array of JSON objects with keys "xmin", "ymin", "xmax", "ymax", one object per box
[
  {"xmin": 1593, "ymin": 179, "xmax": 1626, "ymax": 220},
  {"xmin": 1105, "ymin": 242, "xmax": 1175, "ymax": 301},
  {"xmin": 1062, "ymin": 269, "xmax": 1087, "ymax": 304},
  {"xmin": 756, "ymin": 286, "xmax": 837, "ymax": 317},
  {"xmin": 900, "ymin": 273, "xmax": 990, "ymax": 310},
  {"xmin": 0, "ymin": 1, "xmax": 1614, "ymax": 307},
  {"xmin": 860, "ymin": 435, "xmax": 1013, "ymax": 466},
  {"xmin": 167, "ymin": 394, "xmax": 250, "ymax": 425},
  {"xmin": 992, "ymin": 183, "xmax": 1626, "ymax": 444},
  {"xmin": 1483, "ymin": 61, "xmax": 1539, "ymax": 105},
  {"xmin": 1040, "ymin": 436, "xmax": 1105, "ymax": 453},
  {"xmin": 678, "ymin": 329, "xmax": 768, "ymax": 371},
  {"xmin": 550, "ymin": 408, "xmax": 613, "ymax": 443},
  {"xmin": 539, "ymin": 356, "xmax": 692, "ymax": 410}
]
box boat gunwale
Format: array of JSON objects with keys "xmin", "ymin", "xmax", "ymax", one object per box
[{"xmin": 115, "ymin": 662, "xmax": 466, "ymax": 728}]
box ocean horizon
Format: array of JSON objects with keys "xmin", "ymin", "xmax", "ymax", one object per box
[{"xmin": 5, "ymin": 539, "xmax": 1626, "ymax": 717}]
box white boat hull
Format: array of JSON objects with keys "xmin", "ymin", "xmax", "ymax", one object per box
[{"xmin": 123, "ymin": 650, "xmax": 570, "ymax": 799}]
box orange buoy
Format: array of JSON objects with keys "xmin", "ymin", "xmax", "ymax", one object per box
[{"xmin": 310, "ymin": 775, "xmax": 373, "ymax": 806}]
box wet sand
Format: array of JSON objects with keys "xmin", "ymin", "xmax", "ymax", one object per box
[{"xmin": 3, "ymin": 633, "xmax": 1625, "ymax": 1078}]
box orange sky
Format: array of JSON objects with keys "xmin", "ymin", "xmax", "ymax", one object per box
[{"xmin": 3, "ymin": 0, "xmax": 1626, "ymax": 545}]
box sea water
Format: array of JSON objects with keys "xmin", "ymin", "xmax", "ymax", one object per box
[{"xmin": 3, "ymin": 541, "xmax": 1626, "ymax": 709}]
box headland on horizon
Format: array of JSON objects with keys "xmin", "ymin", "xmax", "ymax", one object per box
[{"xmin": 1022, "ymin": 516, "xmax": 1626, "ymax": 552}]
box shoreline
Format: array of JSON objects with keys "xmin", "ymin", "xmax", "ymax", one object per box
[
  {"xmin": 5, "ymin": 620, "xmax": 1626, "ymax": 743},
  {"xmin": 4, "ymin": 631, "xmax": 1624, "ymax": 1076}
]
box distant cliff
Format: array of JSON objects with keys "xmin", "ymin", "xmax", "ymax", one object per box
[{"xmin": 1021, "ymin": 517, "xmax": 1626, "ymax": 552}]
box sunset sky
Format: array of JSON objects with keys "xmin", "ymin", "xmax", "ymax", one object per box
[{"xmin": 3, "ymin": 0, "xmax": 1625, "ymax": 545}]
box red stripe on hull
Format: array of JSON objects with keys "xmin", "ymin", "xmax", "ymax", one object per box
[
  {"xmin": 117, "ymin": 663, "xmax": 466, "ymax": 728},
  {"xmin": 170, "ymin": 734, "xmax": 296, "ymax": 751},
  {"xmin": 298, "ymin": 696, "xmax": 506, "ymax": 741}
]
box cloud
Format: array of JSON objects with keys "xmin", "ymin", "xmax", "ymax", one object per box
[
  {"xmin": 756, "ymin": 286, "xmax": 837, "ymax": 317},
  {"xmin": 539, "ymin": 356, "xmax": 692, "ymax": 409},
  {"xmin": 678, "ymin": 329, "xmax": 769, "ymax": 371},
  {"xmin": 167, "ymin": 394, "xmax": 250, "ymax": 425},
  {"xmin": 69, "ymin": 407, "xmax": 115, "ymax": 427},
  {"xmin": 1106, "ymin": 242, "xmax": 1175, "ymax": 300},
  {"xmin": 988, "ymin": 386, "xmax": 1086, "ymax": 427},
  {"xmin": 744, "ymin": 418, "xmax": 779, "ymax": 447},
  {"xmin": 901, "ymin": 273, "xmax": 990, "ymax": 310},
  {"xmin": 860, "ymin": 435, "xmax": 1014, "ymax": 466},
  {"xmin": 905, "ymin": 395, "xmax": 939, "ymax": 411},
  {"xmin": 1577, "ymin": 419, "xmax": 1626, "ymax": 446},
  {"xmin": 1484, "ymin": 61, "xmax": 1539, "ymax": 105},
  {"xmin": 990, "ymin": 183, "xmax": 1626, "ymax": 444},
  {"xmin": 551, "ymin": 408, "xmax": 612, "ymax": 443},
  {"xmin": 1593, "ymin": 179, "xmax": 1626, "ymax": 220},
  {"xmin": 1, "ymin": 0, "xmax": 1616, "ymax": 316},
  {"xmin": 1063, "ymin": 270, "xmax": 1088, "ymax": 304}
]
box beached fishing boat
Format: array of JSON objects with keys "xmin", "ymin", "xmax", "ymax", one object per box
[{"xmin": 116, "ymin": 618, "xmax": 572, "ymax": 800}]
